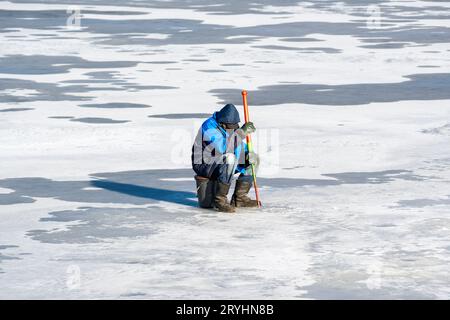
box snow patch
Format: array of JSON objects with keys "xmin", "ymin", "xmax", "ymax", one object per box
[{"xmin": 0, "ymin": 187, "xmax": 14, "ymax": 194}]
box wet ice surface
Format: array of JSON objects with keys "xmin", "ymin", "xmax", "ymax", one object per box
[
  {"xmin": 148, "ymin": 113, "xmax": 212, "ymax": 119},
  {"xmin": 79, "ymin": 103, "xmax": 151, "ymax": 109},
  {"xmin": 0, "ymin": 107, "xmax": 34, "ymax": 112},
  {"xmin": 1, "ymin": 0, "xmax": 450, "ymax": 299},
  {"xmin": 70, "ymin": 117, "xmax": 130, "ymax": 124},
  {"xmin": 212, "ymin": 73, "xmax": 450, "ymax": 106}
]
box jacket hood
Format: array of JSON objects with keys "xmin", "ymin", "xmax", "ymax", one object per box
[{"xmin": 215, "ymin": 104, "xmax": 241, "ymax": 124}]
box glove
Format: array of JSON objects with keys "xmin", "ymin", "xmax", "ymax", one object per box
[
  {"xmin": 241, "ymin": 122, "xmax": 256, "ymax": 135},
  {"xmin": 246, "ymin": 151, "xmax": 259, "ymax": 167},
  {"xmin": 247, "ymin": 151, "xmax": 258, "ymax": 165}
]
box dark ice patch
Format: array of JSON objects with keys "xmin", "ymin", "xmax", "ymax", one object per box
[
  {"xmin": 0, "ymin": 78, "xmax": 110, "ymax": 103},
  {"xmin": 0, "ymin": 8, "xmax": 73, "ymax": 30},
  {"xmin": 252, "ymin": 45, "xmax": 301, "ymax": 51},
  {"xmin": 280, "ymin": 37, "xmax": 323, "ymax": 42},
  {"xmin": 0, "ymin": 245, "xmax": 19, "ymax": 250},
  {"xmin": 374, "ymin": 223, "xmax": 397, "ymax": 228},
  {"xmin": 49, "ymin": 116, "xmax": 74, "ymax": 119},
  {"xmin": 0, "ymin": 8, "xmax": 153, "ymax": 32},
  {"xmin": 417, "ymin": 65, "xmax": 440, "ymax": 68},
  {"xmin": 0, "ymin": 193, "xmax": 36, "ymax": 205},
  {"xmin": 183, "ymin": 59, "xmax": 209, "ymax": 62},
  {"xmin": 79, "ymin": 103, "xmax": 151, "ymax": 109},
  {"xmin": 198, "ymin": 69, "xmax": 227, "ymax": 73},
  {"xmin": 84, "ymin": 71, "xmax": 118, "ymax": 79},
  {"xmin": 221, "ymin": 63, "xmax": 245, "ymax": 66},
  {"xmin": 252, "ymin": 45, "xmax": 341, "ymax": 53},
  {"xmin": 397, "ymin": 195, "xmax": 450, "ymax": 208},
  {"xmin": 359, "ymin": 42, "xmax": 410, "ymax": 49},
  {"xmin": 143, "ymin": 61, "xmax": 177, "ymax": 64},
  {"xmin": 121, "ymin": 292, "xmax": 147, "ymax": 297},
  {"xmin": 0, "ymin": 108, "xmax": 34, "ymax": 112},
  {"xmin": 301, "ymin": 47, "xmax": 341, "ymax": 53},
  {"xmin": 211, "ymin": 73, "xmax": 450, "ymax": 106},
  {"xmin": 263, "ymin": 170, "xmax": 429, "ymax": 188},
  {"xmin": 70, "ymin": 117, "xmax": 130, "ymax": 124},
  {"xmin": 322, "ymin": 170, "xmax": 427, "ymax": 184},
  {"xmin": 27, "ymin": 207, "xmax": 184, "ymax": 244},
  {"xmin": 359, "ymin": 37, "xmax": 393, "ymax": 43},
  {"xmin": 148, "ymin": 113, "xmax": 211, "ymax": 119},
  {"xmin": 82, "ymin": 10, "xmax": 148, "ymax": 16},
  {"xmin": 0, "ymin": 76, "xmax": 175, "ymax": 104},
  {"xmin": 61, "ymin": 79, "xmax": 117, "ymax": 84},
  {"xmin": 0, "ymin": 253, "xmax": 20, "ymax": 262},
  {"xmin": 283, "ymin": 166, "xmax": 303, "ymax": 170},
  {"xmin": 209, "ymin": 49, "xmax": 226, "ymax": 53},
  {"xmin": 134, "ymin": 85, "xmax": 178, "ymax": 90},
  {"xmin": 422, "ymin": 124, "xmax": 450, "ymax": 135},
  {"xmin": 0, "ymin": 55, "xmax": 138, "ymax": 75}
]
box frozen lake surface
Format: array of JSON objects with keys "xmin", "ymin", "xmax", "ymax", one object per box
[{"xmin": 0, "ymin": 0, "xmax": 450, "ymax": 299}]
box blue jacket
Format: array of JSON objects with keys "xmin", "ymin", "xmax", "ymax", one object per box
[{"xmin": 192, "ymin": 112, "xmax": 247, "ymax": 174}]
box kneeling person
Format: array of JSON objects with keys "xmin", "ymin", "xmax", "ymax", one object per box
[{"xmin": 192, "ymin": 104, "xmax": 259, "ymax": 212}]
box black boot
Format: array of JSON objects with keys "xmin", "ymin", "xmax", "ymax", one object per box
[
  {"xmin": 231, "ymin": 179, "xmax": 259, "ymax": 208},
  {"xmin": 214, "ymin": 182, "xmax": 235, "ymax": 213}
]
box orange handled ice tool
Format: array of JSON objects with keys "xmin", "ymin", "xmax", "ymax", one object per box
[{"xmin": 242, "ymin": 90, "xmax": 262, "ymax": 208}]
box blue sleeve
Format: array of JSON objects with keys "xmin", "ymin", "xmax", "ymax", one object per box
[{"xmin": 202, "ymin": 122, "xmax": 226, "ymax": 154}]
